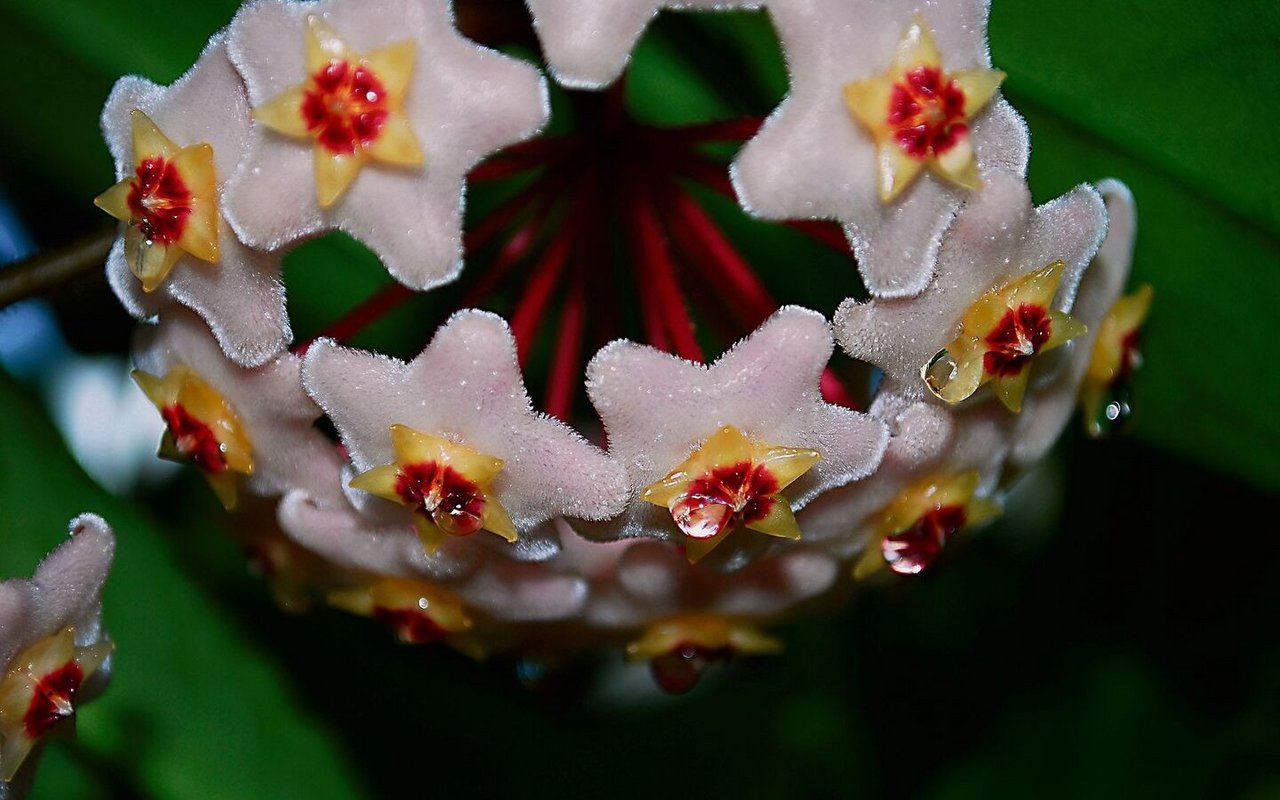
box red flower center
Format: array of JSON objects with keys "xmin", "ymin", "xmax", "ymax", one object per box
[
  {"xmin": 887, "ymin": 66, "xmax": 968, "ymax": 159},
  {"xmin": 882, "ymin": 504, "xmax": 967, "ymax": 575},
  {"xmin": 982, "ymin": 303, "xmax": 1052, "ymax": 377},
  {"xmin": 394, "ymin": 461, "xmax": 487, "ymax": 537},
  {"xmin": 126, "ymin": 156, "xmax": 192, "ymax": 245},
  {"xmin": 162, "ymin": 403, "xmax": 227, "ymax": 473},
  {"xmin": 372, "ymin": 606, "xmax": 447, "ymax": 644},
  {"xmin": 670, "ymin": 461, "xmax": 781, "ymax": 540},
  {"xmin": 301, "ymin": 60, "xmax": 390, "ymax": 155},
  {"xmin": 23, "ymin": 661, "xmax": 84, "ymax": 739}
]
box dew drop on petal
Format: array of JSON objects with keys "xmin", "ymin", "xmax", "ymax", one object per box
[
  {"xmin": 1088, "ymin": 381, "xmax": 1133, "ymax": 438},
  {"xmin": 923, "ymin": 348, "xmax": 959, "ymax": 399},
  {"xmin": 671, "ymin": 497, "xmax": 732, "ymax": 540},
  {"xmin": 882, "ymin": 505, "xmax": 966, "ymax": 575},
  {"xmin": 432, "ymin": 504, "xmax": 484, "ymax": 537}
]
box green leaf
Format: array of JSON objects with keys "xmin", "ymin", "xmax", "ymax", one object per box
[
  {"xmin": 988, "ymin": 4, "xmax": 1280, "ymax": 489},
  {"xmin": 0, "ymin": 376, "xmax": 366, "ymax": 800}
]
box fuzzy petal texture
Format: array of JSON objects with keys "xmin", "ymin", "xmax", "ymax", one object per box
[
  {"xmin": 1, "ymin": 515, "xmax": 115, "ymax": 790},
  {"xmin": 277, "ymin": 488, "xmax": 483, "ymax": 582},
  {"xmin": 525, "ymin": 0, "xmax": 757, "ymax": 89},
  {"xmin": 730, "ymin": 0, "xmax": 1028, "ymax": 298},
  {"xmin": 1008, "ymin": 179, "xmax": 1137, "ymax": 467},
  {"xmin": 132, "ymin": 310, "xmax": 342, "ymax": 500},
  {"xmin": 302, "ymin": 310, "xmax": 628, "ymax": 532},
  {"xmin": 584, "ymin": 305, "xmax": 889, "ymax": 549},
  {"xmin": 0, "ymin": 516, "xmax": 115, "ymax": 668},
  {"xmin": 456, "ymin": 560, "xmax": 589, "ymax": 622},
  {"xmin": 796, "ymin": 392, "xmax": 1007, "ymax": 561},
  {"xmin": 590, "ymin": 539, "xmax": 838, "ymax": 628},
  {"xmin": 225, "ymin": 0, "xmax": 549, "ymax": 290},
  {"xmin": 835, "ymin": 170, "xmax": 1107, "ymax": 404},
  {"xmin": 100, "ymin": 38, "xmax": 289, "ymax": 367}
]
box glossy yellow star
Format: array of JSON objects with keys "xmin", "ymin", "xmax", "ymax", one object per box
[
  {"xmin": 133, "ymin": 366, "xmax": 254, "ymax": 509},
  {"xmin": 0, "ymin": 628, "xmax": 113, "ymax": 781},
  {"xmin": 1081, "ymin": 284, "xmax": 1153, "ymax": 436},
  {"xmin": 626, "ymin": 615, "xmax": 781, "ymax": 693},
  {"xmin": 94, "ymin": 110, "xmax": 219, "ymax": 291},
  {"xmin": 329, "ymin": 578, "xmax": 485, "ymax": 659},
  {"xmin": 843, "ymin": 16, "xmax": 1005, "ymax": 202},
  {"xmin": 854, "ymin": 471, "xmax": 1001, "ymax": 579},
  {"xmin": 625, "ymin": 615, "xmax": 782, "ymax": 661},
  {"xmin": 642, "ymin": 425, "xmax": 821, "ymax": 563},
  {"xmin": 923, "ymin": 260, "xmax": 1088, "ymax": 412},
  {"xmin": 253, "ymin": 15, "xmax": 423, "ymax": 208},
  {"xmin": 349, "ymin": 424, "xmax": 517, "ymax": 554}
]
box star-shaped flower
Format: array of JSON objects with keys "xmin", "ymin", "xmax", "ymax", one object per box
[
  {"xmin": 810, "ymin": 181, "xmax": 1132, "ymax": 576},
  {"xmin": 583, "ymin": 305, "xmax": 889, "ymax": 565},
  {"xmin": 225, "ymin": 0, "xmax": 549, "ymax": 290},
  {"xmin": 842, "ymin": 15, "xmax": 1005, "ymax": 202},
  {"xmin": 851, "ymin": 470, "xmax": 1001, "ymax": 579},
  {"xmin": 95, "ymin": 111, "xmax": 219, "ymax": 289},
  {"xmin": 0, "ymin": 515, "xmax": 115, "ymax": 786},
  {"xmin": 97, "ymin": 39, "xmax": 290, "ymax": 368},
  {"xmin": 300, "ymin": 309, "xmax": 629, "ymax": 553},
  {"xmin": 922, "ymin": 259, "xmax": 1088, "ymax": 412},
  {"xmin": 795, "ymin": 392, "xmax": 1007, "ymax": 564},
  {"xmin": 252, "ymin": 15, "xmax": 423, "ymax": 208},
  {"xmin": 835, "ymin": 171, "xmax": 1108, "ymax": 408},
  {"xmin": 731, "ymin": 0, "xmax": 1029, "ymax": 298},
  {"xmin": 640, "ymin": 425, "xmax": 821, "ymax": 562},
  {"xmin": 524, "ymin": 0, "xmax": 751, "ymax": 89},
  {"xmin": 132, "ymin": 364, "xmax": 255, "ymax": 508},
  {"xmin": 349, "ymin": 425, "xmax": 517, "ymax": 552},
  {"xmin": 999, "ymin": 179, "xmax": 1146, "ymax": 468},
  {"xmin": 327, "ymin": 577, "xmax": 486, "ymax": 657},
  {"xmin": 626, "ymin": 613, "xmax": 781, "ymax": 694},
  {"xmin": 1080, "ymin": 283, "xmax": 1152, "ymax": 437},
  {"xmin": 132, "ymin": 310, "xmax": 342, "ymax": 506}
]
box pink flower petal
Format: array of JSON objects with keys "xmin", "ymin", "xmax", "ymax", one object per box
[
  {"xmin": 835, "ymin": 171, "xmax": 1107, "ymax": 401},
  {"xmin": 302, "ymin": 310, "xmax": 629, "ymax": 531},
  {"xmin": 100, "ymin": 40, "xmax": 290, "ymax": 367},
  {"xmin": 133, "ymin": 310, "xmax": 342, "ymax": 499},
  {"xmin": 585, "ymin": 305, "xmax": 889, "ymax": 545},
  {"xmin": 225, "ymin": 0, "xmax": 549, "ymax": 290}
]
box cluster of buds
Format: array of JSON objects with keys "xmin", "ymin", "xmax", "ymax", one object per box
[{"xmin": 93, "ymin": 0, "xmax": 1151, "ymax": 692}]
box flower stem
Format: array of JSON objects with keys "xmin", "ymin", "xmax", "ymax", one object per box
[{"xmin": 0, "ymin": 228, "xmax": 114, "ymax": 310}]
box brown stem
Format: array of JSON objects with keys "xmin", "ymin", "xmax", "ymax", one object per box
[{"xmin": 0, "ymin": 228, "xmax": 114, "ymax": 309}]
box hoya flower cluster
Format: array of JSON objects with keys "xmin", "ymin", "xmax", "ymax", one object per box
[{"xmin": 93, "ymin": 0, "xmax": 1151, "ymax": 690}]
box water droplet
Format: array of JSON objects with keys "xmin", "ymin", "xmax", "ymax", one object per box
[
  {"xmin": 671, "ymin": 497, "xmax": 732, "ymax": 540},
  {"xmin": 923, "ymin": 348, "xmax": 958, "ymax": 399},
  {"xmin": 882, "ymin": 505, "xmax": 966, "ymax": 575},
  {"xmin": 1087, "ymin": 381, "xmax": 1133, "ymax": 438},
  {"xmin": 649, "ymin": 644, "xmax": 713, "ymax": 694}
]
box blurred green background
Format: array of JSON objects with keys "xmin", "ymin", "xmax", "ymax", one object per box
[{"xmin": 1, "ymin": 0, "xmax": 1278, "ymax": 797}]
